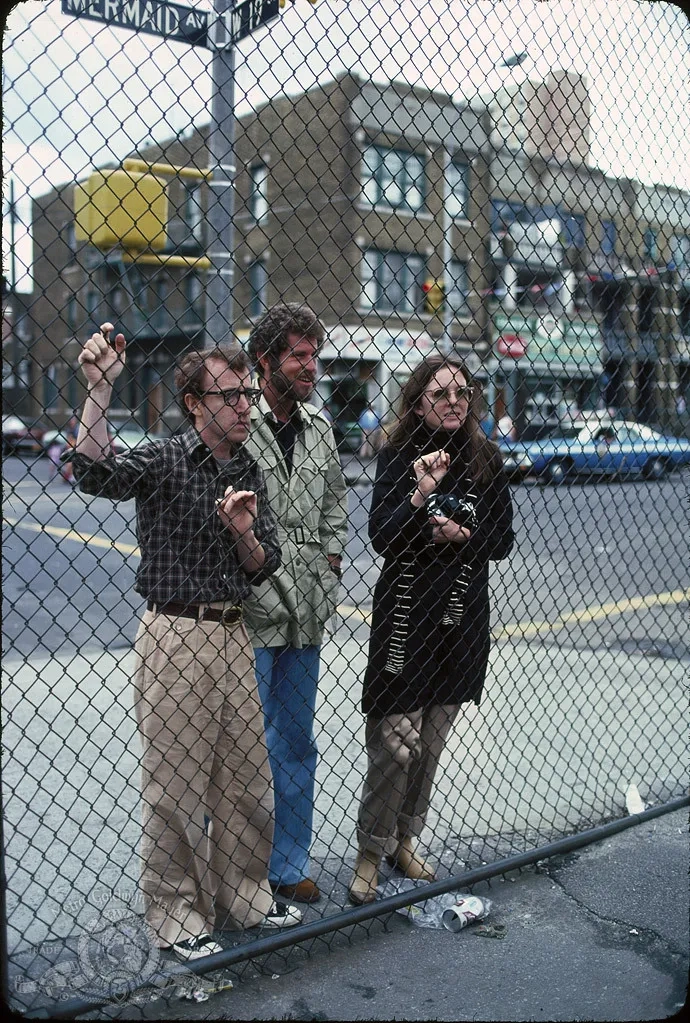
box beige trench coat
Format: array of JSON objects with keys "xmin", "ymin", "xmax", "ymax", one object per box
[{"xmin": 242, "ymin": 397, "xmax": 349, "ymax": 648}]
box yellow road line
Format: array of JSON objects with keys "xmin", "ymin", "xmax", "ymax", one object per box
[
  {"xmin": 335, "ymin": 588, "xmax": 690, "ymax": 638},
  {"xmin": 3, "ymin": 517, "xmax": 140, "ymax": 556},
  {"xmin": 5, "ymin": 516, "xmax": 688, "ymax": 638},
  {"xmin": 491, "ymin": 589, "xmax": 690, "ymax": 640}
]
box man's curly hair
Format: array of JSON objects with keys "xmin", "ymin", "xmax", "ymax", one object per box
[{"xmin": 247, "ymin": 303, "xmax": 326, "ymax": 378}]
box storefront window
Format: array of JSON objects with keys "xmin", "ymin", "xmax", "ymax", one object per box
[{"xmin": 320, "ymin": 359, "xmax": 375, "ymax": 451}]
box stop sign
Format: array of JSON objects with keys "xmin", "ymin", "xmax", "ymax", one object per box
[{"xmin": 497, "ymin": 333, "xmax": 528, "ymax": 358}]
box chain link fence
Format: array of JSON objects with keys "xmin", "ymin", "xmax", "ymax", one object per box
[{"xmin": 2, "ymin": 0, "xmax": 689, "ymax": 1015}]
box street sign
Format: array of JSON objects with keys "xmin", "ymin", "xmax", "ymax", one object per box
[
  {"xmin": 60, "ymin": 0, "xmax": 211, "ymax": 46},
  {"xmin": 226, "ymin": 0, "xmax": 280, "ymax": 45},
  {"xmin": 497, "ymin": 333, "xmax": 528, "ymax": 359},
  {"xmin": 60, "ymin": 0, "xmax": 281, "ymax": 48}
]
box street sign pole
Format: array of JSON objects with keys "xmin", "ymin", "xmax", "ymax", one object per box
[
  {"xmin": 206, "ymin": 0, "xmax": 237, "ymax": 346},
  {"xmin": 59, "ymin": 0, "xmax": 285, "ymax": 347}
]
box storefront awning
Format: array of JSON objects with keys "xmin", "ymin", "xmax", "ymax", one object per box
[
  {"xmin": 583, "ymin": 254, "xmax": 637, "ymax": 283},
  {"xmin": 322, "ymin": 325, "xmax": 438, "ymax": 364},
  {"xmin": 492, "ymin": 312, "xmax": 602, "ymax": 377}
]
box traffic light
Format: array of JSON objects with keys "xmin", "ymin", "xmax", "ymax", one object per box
[
  {"xmin": 74, "ymin": 169, "xmax": 168, "ymax": 251},
  {"xmin": 423, "ymin": 278, "xmax": 445, "ymax": 315}
]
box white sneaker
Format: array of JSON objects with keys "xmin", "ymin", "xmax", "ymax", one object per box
[
  {"xmin": 262, "ymin": 901, "xmax": 302, "ymax": 929},
  {"xmin": 171, "ymin": 933, "xmax": 224, "ymax": 962}
]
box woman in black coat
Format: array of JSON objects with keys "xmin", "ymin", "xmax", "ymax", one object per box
[{"xmin": 348, "ymin": 356, "xmax": 515, "ymax": 904}]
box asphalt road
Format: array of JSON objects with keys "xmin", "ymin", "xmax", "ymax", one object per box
[
  {"xmin": 2, "ymin": 453, "xmax": 688, "ymax": 662},
  {"xmin": 2, "ymin": 451, "xmax": 687, "ymax": 1002}
]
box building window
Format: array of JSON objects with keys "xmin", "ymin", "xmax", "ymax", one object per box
[
  {"xmin": 151, "ymin": 274, "xmax": 171, "ymax": 329},
  {"xmin": 17, "ymin": 358, "xmax": 31, "ymax": 389},
  {"xmin": 86, "ymin": 289, "xmax": 99, "ymax": 318},
  {"xmin": 491, "ymin": 199, "xmax": 529, "ymax": 234},
  {"xmin": 446, "ymin": 260, "xmax": 470, "ymax": 316},
  {"xmin": 67, "ymin": 370, "xmax": 79, "ymax": 411},
  {"xmin": 679, "ymin": 290, "xmax": 690, "ymax": 334},
  {"xmin": 562, "ymin": 212, "xmax": 585, "ymax": 250},
  {"xmin": 672, "ymin": 235, "xmax": 690, "ymax": 269},
  {"xmin": 445, "ymin": 161, "xmax": 469, "ymax": 220},
  {"xmin": 44, "ymin": 363, "xmax": 59, "ymax": 408},
  {"xmin": 644, "ymin": 228, "xmax": 658, "ymax": 262},
  {"xmin": 638, "ymin": 286, "xmax": 656, "ymax": 334},
  {"xmin": 67, "ymin": 296, "xmax": 78, "ymax": 330},
  {"xmin": 249, "ymin": 164, "xmax": 269, "ymax": 224},
  {"xmin": 248, "ymin": 260, "xmax": 268, "ymax": 319},
  {"xmin": 601, "ymin": 219, "xmax": 617, "ymax": 255},
  {"xmin": 2, "ymin": 358, "xmax": 15, "ymax": 389},
  {"xmin": 361, "ymin": 249, "xmax": 425, "ymax": 314},
  {"xmin": 361, "ymin": 145, "xmax": 425, "ymax": 213},
  {"xmin": 15, "ymin": 312, "xmax": 32, "ymax": 343},
  {"xmin": 184, "ymin": 273, "xmax": 204, "ymax": 325},
  {"xmin": 184, "ymin": 184, "xmax": 204, "ymax": 246}
]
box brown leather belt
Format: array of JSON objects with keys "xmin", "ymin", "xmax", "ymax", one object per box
[{"xmin": 147, "ymin": 601, "xmax": 243, "ymax": 625}]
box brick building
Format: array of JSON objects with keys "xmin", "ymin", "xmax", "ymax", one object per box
[{"xmin": 20, "ymin": 70, "xmax": 690, "ymax": 441}]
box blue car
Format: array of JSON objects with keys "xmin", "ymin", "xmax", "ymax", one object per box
[{"xmin": 500, "ymin": 420, "xmax": 690, "ymax": 483}]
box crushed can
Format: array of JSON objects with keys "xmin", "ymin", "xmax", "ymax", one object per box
[{"xmin": 441, "ymin": 894, "xmax": 491, "ymax": 932}]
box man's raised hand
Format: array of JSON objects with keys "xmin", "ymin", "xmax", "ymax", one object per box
[{"xmin": 78, "ymin": 322, "xmax": 126, "ymax": 389}]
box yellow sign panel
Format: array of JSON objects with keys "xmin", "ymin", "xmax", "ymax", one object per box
[{"xmin": 74, "ymin": 169, "xmax": 168, "ymax": 251}]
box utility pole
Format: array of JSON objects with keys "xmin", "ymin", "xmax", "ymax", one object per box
[
  {"xmin": 484, "ymin": 53, "xmax": 528, "ymax": 434},
  {"xmin": 206, "ymin": 0, "xmax": 237, "ymax": 345}
]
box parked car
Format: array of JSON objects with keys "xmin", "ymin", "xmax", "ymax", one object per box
[
  {"xmin": 2, "ymin": 415, "xmax": 45, "ymax": 455},
  {"xmin": 500, "ymin": 420, "xmax": 690, "ymax": 483},
  {"xmin": 109, "ymin": 426, "xmax": 159, "ymax": 453},
  {"xmin": 40, "ymin": 423, "xmax": 158, "ymax": 457}
]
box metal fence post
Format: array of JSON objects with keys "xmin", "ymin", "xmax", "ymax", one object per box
[{"xmin": 206, "ymin": 0, "xmax": 237, "ymax": 346}]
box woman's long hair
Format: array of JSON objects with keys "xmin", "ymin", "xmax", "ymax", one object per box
[{"xmin": 386, "ymin": 355, "xmax": 502, "ymax": 483}]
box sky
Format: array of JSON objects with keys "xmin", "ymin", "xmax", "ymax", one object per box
[{"xmin": 3, "ymin": 0, "xmax": 689, "ymax": 291}]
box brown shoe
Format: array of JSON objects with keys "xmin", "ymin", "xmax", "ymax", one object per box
[
  {"xmin": 272, "ymin": 879, "xmax": 321, "ymax": 904},
  {"xmin": 348, "ymin": 849, "xmax": 380, "ymax": 905}
]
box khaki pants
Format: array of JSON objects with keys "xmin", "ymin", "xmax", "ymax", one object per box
[
  {"xmin": 133, "ymin": 607, "xmax": 274, "ymax": 946},
  {"xmin": 356, "ymin": 704, "xmax": 459, "ymax": 858}
]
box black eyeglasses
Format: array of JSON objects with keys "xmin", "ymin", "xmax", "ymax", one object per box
[{"xmin": 202, "ymin": 388, "xmax": 262, "ymax": 407}]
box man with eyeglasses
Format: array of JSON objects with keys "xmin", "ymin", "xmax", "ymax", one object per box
[
  {"xmin": 72, "ymin": 324, "xmax": 302, "ymax": 962},
  {"xmin": 244, "ymin": 303, "xmax": 348, "ymax": 905}
]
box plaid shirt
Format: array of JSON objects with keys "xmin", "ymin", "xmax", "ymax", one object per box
[{"xmin": 72, "ymin": 428, "xmax": 281, "ymax": 605}]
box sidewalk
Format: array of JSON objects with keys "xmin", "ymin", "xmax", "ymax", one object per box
[
  {"xmin": 156, "ymin": 805, "xmax": 688, "ymax": 1022},
  {"xmin": 3, "ymin": 613, "xmax": 687, "ymax": 1019}
]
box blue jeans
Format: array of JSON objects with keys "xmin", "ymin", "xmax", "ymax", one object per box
[{"xmin": 254, "ymin": 645, "xmax": 320, "ymax": 886}]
